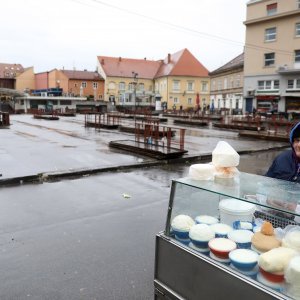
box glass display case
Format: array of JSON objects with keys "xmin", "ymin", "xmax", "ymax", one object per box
[{"xmin": 154, "ymin": 172, "xmax": 300, "ymax": 300}]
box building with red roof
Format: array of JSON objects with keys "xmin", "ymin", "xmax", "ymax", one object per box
[
  {"xmin": 34, "ymin": 69, "xmax": 104, "ymax": 100},
  {"xmin": 97, "ymin": 49, "xmax": 210, "ymax": 111}
]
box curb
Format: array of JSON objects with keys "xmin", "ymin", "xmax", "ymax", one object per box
[{"xmin": 0, "ymin": 145, "xmax": 289, "ymax": 187}]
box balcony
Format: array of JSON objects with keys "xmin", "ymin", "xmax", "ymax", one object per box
[{"xmin": 276, "ymin": 63, "xmax": 300, "ymax": 75}]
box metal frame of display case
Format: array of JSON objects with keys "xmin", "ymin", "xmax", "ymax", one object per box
[{"xmin": 154, "ymin": 173, "xmax": 300, "ymax": 300}]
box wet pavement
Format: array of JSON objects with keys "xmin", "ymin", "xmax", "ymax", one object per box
[
  {"xmin": 0, "ymin": 114, "xmax": 288, "ymax": 179},
  {"xmin": 0, "ymin": 114, "xmax": 289, "ymax": 300}
]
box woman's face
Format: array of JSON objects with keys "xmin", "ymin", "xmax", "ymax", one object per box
[{"xmin": 293, "ymin": 137, "xmax": 300, "ymax": 158}]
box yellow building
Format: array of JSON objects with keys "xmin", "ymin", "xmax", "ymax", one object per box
[
  {"xmin": 97, "ymin": 49, "xmax": 209, "ymax": 111},
  {"xmin": 244, "ymin": 0, "xmax": 300, "ymax": 113}
]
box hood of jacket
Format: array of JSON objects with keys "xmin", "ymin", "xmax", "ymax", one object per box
[{"xmin": 289, "ymin": 122, "xmax": 300, "ymax": 144}]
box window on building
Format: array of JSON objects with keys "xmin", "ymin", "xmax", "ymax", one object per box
[
  {"xmin": 230, "ymin": 77, "xmax": 234, "ymax": 88},
  {"xmin": 217, "ymin": 80, "xmax": 222, "ymax": 90},
  {"xmin": 187, "ymin": 81, "xmax": 194, "ymax": 91},
  {"xmin": 128, "ymin": 83, "xmax": 134, "ymax": 91},
  {"xmin": 202, "ymin": 82, "xmax": 208, "ymax": 92},
  {"xmin": 258, "ymin": 81, "xmax": 265, "ymax": 90},
  {"xmin": 173, "ymin": 97, "xmax": 179, "ymax": 103},
  {"xmin": 264, "ymin": 53, "xmax": 275, "ymax": 66},
  {"xmin": 266, "ymin": 80, "xmax": 272, "ymax": 89},
  {"xmin": 224, "ymin": 78, "xmax": 228, "ymax": 89},
  {"xmin": 173, "ymin": 80, "xmax": 180, "ymax": 91},
  {"xmin": 138, "ymin": 83, "xmax": 144, "ymax": 91},
  {"xmin": 212, "ymin": 80, "xmax": 216, "ymax": 91},
  {"xmin": 119, "ymin": 82, "xmax": 125, "ymax": 91},
  {"xmin": 265, "ymin": 27, "xmax": 276, "ymax": 41},
  {"xmin": 93, "ymin": 82, "xmax": 98, "ymax": 89},
  {"xmin": 296, "ymin": 23, "xmax": 300, "ymax": 36},
  {"xmin": 236, "ymin": 75, "xmax": 241, "ymax": 87},
  {"xmin": 288, "ymin": 79, "xmax": 294, "ymax": 89},
  {"xmin": 295, "ymin": 50, "xmax": 300, "ymax": 62},
  {"xmin": 81, "ymin": 82, "xmax": 87, "ymax": 88},
  {"xmin": 298, "ymin": 0, "xmax": 300, "ymax": 8},
  {"xmin": 188, "ymin": 98, "xmax": 192, "ymax": 105},
  {"xmin": 257, "ymin": 80, "xmax": 279, "ymax": 90},
  {"xmin": 108, "ymin": 82, "xmax": 116, "ymax": 89},
  {"xmin": 287, "ymin": 79, "xmax": 300, "ymax": 89},
  {"xmin": 266, "ymin": 3, "xmax": 277, "ymax": 16},
  {"xmin": 74, "ymin": 83, "xmax": 77, "ymax": 87},
  {"xmin": 235, "ymin": 99, "xmax": 239, "ymax": 109}
]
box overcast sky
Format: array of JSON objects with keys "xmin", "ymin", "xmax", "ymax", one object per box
[{"xmin": 2, "ymin": 0, "xmax": 248, "ymax": 73}]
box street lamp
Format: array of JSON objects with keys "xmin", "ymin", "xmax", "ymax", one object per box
[{"xmin": 132, "ymin": 71, "xmax": 138, "ymax": 124}]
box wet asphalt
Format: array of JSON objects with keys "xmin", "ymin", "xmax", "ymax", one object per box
[{"xmin": 0, "ymin": 114, "xmax": 288, "ymax": 300}]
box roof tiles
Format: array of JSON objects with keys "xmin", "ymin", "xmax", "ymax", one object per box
[
  {"xmin": 155, "ymin": 49, "xmax": 209, "ymax": 78},
  {"xmin": 0, "ymin": 63, "xmax": 24, "ymax": 79},
  {"xmin": 209, "ymin": 53, "xmax": 244, "ymax": 75},
  {"xmin": 97, "ymin": 57, "xmax": 162, "ymax": 79},
  {"xmin": 98, "ymin": 49, "xmax": 209, "ymax": 79},
  {"xmin": 61, "ymin": 69, "xmax": 104, "ymax": 80}
]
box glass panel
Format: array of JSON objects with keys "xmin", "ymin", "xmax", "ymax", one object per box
[
  {"xmin": 164, "ymin": 172, "xmax": 300, "ymax": 300},
  {"xmin": 265, "ymin": 27, "xmax": 276, "ymax": 41},
  {"xmin": 187, "ymin": 82, "xmax": 193, "ymax": 91},
  {"xmin": 173, "ymin": 81, "xmax": 180, "ymax": 90},
  {"xmin": 265, "ymin": 80, "xmax": 272, "ymax": 89},
  {"xmin": 288, "ymin": 79, "xmax": 294, "ymax": 89},
  {"xmin": 267, "ymin": 3, "xmax": 277, "ymax": 15},
  {"xmin": 295, "ymin": 50, "xmax": 300, "ymax": 62},
  {"xmin": 273, "ymin": 80, "xmax": 279, "ymax": 89},
  {"xmin": 264, "ymin": 53, "xmax": 275, "ymax": 66},
  {"xmin": 296, "ymin": 23, "xmax": 300, "ymax": 36},
  {"xmin": 258, "ymin": 81, "xmax": 264, "ymax": 90},
  {"xmin": 166, "ymin": 173, "xmax": 300, "ymax": 231},
  {"xmin": 297, "ymin": 79, "xmax": 300, "ymax": 88},
  {"xmin": 138, "ymin": 83, "xmax": 144, "ymax": 91},
  {"xmin": 119, "ymin": 82, "xmax": 125, "ymax": 91}
]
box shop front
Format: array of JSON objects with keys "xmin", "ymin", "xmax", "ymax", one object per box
[
  {"xmin": 286, "ymin": 96, "xmax": 300, "ymax": 113},
  {"xmin": 256, "ymin": 95, "xmax": 280, "ymax": 113}
]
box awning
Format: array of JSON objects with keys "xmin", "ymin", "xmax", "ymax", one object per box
[{"xmin": 282, "ymin": 93, "xmax": 300, "ymax": 97}]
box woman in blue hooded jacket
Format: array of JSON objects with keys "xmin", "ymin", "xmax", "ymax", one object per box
[{"xmin": 265, "ymin": 121, "xmax": 300, "ymax": 182}]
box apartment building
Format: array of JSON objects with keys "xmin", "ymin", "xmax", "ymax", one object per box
[
  {"xmin": 244, "ymin": 0, "xmax": 300, "ymax": 113},
  {"xmin": 97, "ymin": 49, "xmax": 209, "ymax": 111},
  {"xmin": 0, "ymin": 63, "xmax": 34, "ymax": 94},
  {"xmin": 209, "ymin": 53, "xmax": 244, "ymax": 114},
  {"xmin": 35, "ymin": 69, "xmax": 104, "ymax": 100},
  {"xmin": 155, "ymin": 49, "xmax": 209, "ymax": 111},
  {"xmin": 97, "ymin": 56, "xmax": 159, "ymax": 109}
]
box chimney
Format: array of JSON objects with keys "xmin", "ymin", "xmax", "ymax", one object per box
[
  {"xmin": 101, "ymin": 59, "xmax": 104, "ymax": 65},
  {"xmin": 119, "ymin": 57, "xmax": 122, "ymax": 62},
  {"xmin": 168, "ymin": 53, "xmax": 171, "ymax": 63}
]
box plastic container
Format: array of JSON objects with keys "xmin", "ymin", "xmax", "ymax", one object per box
[
  {"xmin": 227, "ymin": 229, "xmax": 254, "ymax": 249},
  {"xmin": 229, "ymin": 249, "xmax": 258, "ymax": 271},
  {"xmin": 219, "ymin": 198, "xmax": 256, "ymax": 227}
]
